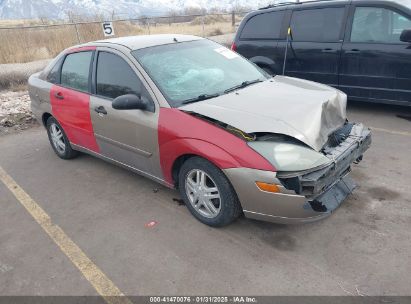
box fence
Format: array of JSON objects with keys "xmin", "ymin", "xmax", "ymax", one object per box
[{"xmin": 0, "ymin": 12, "xmax": 248, "ymax": 65}]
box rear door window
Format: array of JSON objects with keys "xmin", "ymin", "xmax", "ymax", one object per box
[
  {"xmin": 47, "ymin": 57, "xmax": 63, "ymax": 84},
  {"xmin": 290, "ymin": 7, "xmax": 345, "ymax": 42},
  {"xmin": 240, "ymin": 11, "xmax": 285, "ymax": 39},
  {"xmin": 96, "ymin": 51, "xmax": 142, "ymax": 99},
  {"xmin": 61, "ymin": 51, "xmax": 92, "ymax": 92},
  {"xmin": 351, "ymin": 7, "xmax": 411, "ymax": 43}
]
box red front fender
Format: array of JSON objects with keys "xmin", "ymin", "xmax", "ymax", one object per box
[
  {"xmin": 160, "ymin": 138, "xmax": 242, "ymax": 184},
  {"xmin": 158, "ymin": 108, "xmax": 275, "ymax": 185}
]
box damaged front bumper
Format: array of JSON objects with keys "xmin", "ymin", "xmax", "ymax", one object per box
[{"xmin": 224, "ymin": 123, "xmax": 371, "ymax": 224}]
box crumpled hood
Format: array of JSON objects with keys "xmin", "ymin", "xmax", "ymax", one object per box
[{"xmin": 179, "ymin": 76, "xmax": 347, "ymax": 151}]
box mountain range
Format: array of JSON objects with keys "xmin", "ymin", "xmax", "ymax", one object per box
[{"xmin": 0, "ymin": 0, "xmax": 274, "ymax": 20}]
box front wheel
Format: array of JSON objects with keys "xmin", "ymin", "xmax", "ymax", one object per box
[{"xmin": 178, "ymin": 157, "xmax": 242, "ymax": 227}]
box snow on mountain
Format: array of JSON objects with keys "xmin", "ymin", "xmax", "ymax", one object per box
[{"xmin": 0, "ymin": 0, "xmax": 273, "ymax": 20}]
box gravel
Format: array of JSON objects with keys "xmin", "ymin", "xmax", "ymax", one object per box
[{"xmin": 0, "ymin": 90, "xmax": 38, "ymax": 136}]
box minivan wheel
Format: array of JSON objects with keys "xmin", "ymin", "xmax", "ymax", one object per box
[
  {"xmin": 178, "ymin": 157, "xmax": 242, "ymax": 227},
  {"xmin": 46, "ymin": 117, "xmax": 78, "ymax": 159}
]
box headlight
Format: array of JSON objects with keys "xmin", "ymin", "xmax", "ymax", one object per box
[{"xmin": 248, "ymin": 141, "xmax": 331, "ymax": 172}]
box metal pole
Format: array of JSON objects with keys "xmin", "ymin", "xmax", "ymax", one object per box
[
  {"xmin": 282, "ymin": 27, "xmax": 291, "ymax": 75},
  {"xmin": 202, "ymin": 14, "xmax": 205, "ymax": 37},
  {"xmin": 73, "ymin": 23, "xmax": 80, "ymax": 43}
]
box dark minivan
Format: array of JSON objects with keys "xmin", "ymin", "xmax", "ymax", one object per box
[{"xmin": 232, "ymin": 0, "xmax": 411, "ymax": 106}]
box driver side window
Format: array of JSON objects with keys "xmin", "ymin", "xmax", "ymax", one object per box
[
  {"xmin": 96, "ymin": 51, "xmax": 143, "ymax": 99},
  {"xmin": 351, "ymin": 7, "xmax": 411, "ymax": 43}
]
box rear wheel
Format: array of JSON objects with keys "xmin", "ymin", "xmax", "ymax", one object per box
[
  {"xmin": 46, "ymin": 117, "xmax": 78, "ymax": 159},
  {"xmin": 178, "ymin": 157, "xmax": 242, "ymax": 227}
]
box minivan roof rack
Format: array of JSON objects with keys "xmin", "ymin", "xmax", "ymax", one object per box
[
  {"xmin": 259, "ymin": 2, "xmax": 301, "ymax": 9},
  {"xmin": 259, "ymin": 0, "xmax": 343, "ymax": 10}
]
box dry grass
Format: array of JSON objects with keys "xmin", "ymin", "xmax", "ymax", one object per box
[
  {"xmin": 0, "ymin": 71, "xmax": 28, "ymax": 91},
  {"xmin": 0, "ymin": 19, "xmax": 43, "ymax": 27},
  {"xmin": 0, "ymin": 59, "xmax": 50, "ymax": 91},
  {"xmin": 0, "ymin": 17, "xmax": 236, "ymax": 64}
]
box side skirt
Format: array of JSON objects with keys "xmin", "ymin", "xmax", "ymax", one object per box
[{"xmin": 71, "ymin": 143, "xmax": 174, "ymax": 189}]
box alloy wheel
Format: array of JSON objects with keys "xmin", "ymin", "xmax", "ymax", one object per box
[
  {"xmin": 50, "ymin": 123, "xmax": 66, "ymax": 154},
  {"xmin": 185, "ymin": 169, "xmax": 222, "ymax": 218}
]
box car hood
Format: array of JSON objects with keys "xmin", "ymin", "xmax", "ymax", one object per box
[{"xmin": 179, "ymin": 76, "xmax": 347, "ymax": 151}]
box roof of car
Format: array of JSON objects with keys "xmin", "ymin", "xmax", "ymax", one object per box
[
  {"xmin": 88, "ymin": 34, "xmax": 203, "ymax": 50},
  {"xmin": 258, "ymin": 0, "xmax": 411, "ymax": 11}
]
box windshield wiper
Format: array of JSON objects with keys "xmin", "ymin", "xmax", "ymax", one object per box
[
  {"xmin": 224, "ymin": 79, "xmax": 264, "ymax": 94},
  {"xmin": 181, "ymin": 93, "xmax": 220, "ymax": 105}
]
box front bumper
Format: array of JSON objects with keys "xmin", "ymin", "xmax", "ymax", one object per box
[{"xmin": 224, "ymin": 123, "xmax": 371, "ymax": 224}]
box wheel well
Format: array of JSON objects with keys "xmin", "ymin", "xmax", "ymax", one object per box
[
  {"xmin": 171, "ymin": 154, "xmax": 197, "ymax": 187},
  {"xmin": 42, "ymin": 112, "xmax": 52, "ymax": 127},
  {"xmin": 257, "ymin": 63, "xmax": 274, "ymax": 75}
]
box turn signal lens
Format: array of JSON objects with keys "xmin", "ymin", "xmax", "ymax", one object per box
[{"xmin": 255, "ymin": 182, "xmax": 280, "ymax": 193}]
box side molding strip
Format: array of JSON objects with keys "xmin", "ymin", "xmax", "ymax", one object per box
[{"xmin": 95, "ymin": 133, "xmax": 152, "ymax": 158}]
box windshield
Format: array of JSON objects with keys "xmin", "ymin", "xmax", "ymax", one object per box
[{"xmin": 132, "ymin": 39, "xmax": 268, "ymax": 107}]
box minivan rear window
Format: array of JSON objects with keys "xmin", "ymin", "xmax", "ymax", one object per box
[
  {"xmin": 240, "ymin": 11, "xmax": 285, "ymax": 39},
  {"xmin": 290, "ymin": 7, "xmax": 345, "ymax": 42}
]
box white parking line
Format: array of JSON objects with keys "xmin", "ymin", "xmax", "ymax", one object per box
[{"xmin": 0, "ymin": 166, "xmax": 133, "ymax": 304}]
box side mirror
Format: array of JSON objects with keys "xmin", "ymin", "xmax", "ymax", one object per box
[
  {"xmin": 112, "ymin": 94, "xmax": 148, "ymax": 111},
  {"xmin": 400, "ymin": 29, "xmax": 411, "ymax": 43}
]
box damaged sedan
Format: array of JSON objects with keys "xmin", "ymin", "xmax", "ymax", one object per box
[{"xmin": 29, "ymin": 34, "xmax": 371, "ymax": 227}]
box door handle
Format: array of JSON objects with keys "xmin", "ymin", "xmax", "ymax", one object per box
[
  {"xmin": 345, "ymin": 49, "xmax": 361, "ymax": 54},
  {"xmin": 321, "ymin": 48, "xmax": 337, "ymax": 53},
  {"xmin": 94, "ymin": 106, "xmax": 107, "ymax": 115},
  {"xmin": 54, "ymin": 92, "xmax": 64, "ymax": 100}
]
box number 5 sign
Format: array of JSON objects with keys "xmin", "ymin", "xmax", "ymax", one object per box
[{"xmin": 102, "ymin": 21, "xmax": 115, "ymax": 37}]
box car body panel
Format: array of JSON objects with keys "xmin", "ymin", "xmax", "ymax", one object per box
[
  {"xmin": 224, "ymin": 122, "xmax": 369, "ymax": 224},
  {"xmin": 28, "ymin": 72, "xmax": 53, "ymax": 122},
  {"xmin": 89, "ymin": 46, "xmax": 163, "ymax": 177},
  {"xmin": 89, "ymin": 95, "xmax": 161, "ymax": 177},
  {"xmin": 224, "ymin": 167, "xmax": 326, "ymax": 223},
  {"xmin": 158, "ymin": 108, "xmax": 275, "ymax": 185},
  {"xmin": 180, "ymin": 76, "xmax": 347, "ymax": 151},
  {"xmin": 339, "ymin": 2, "xmax": 411, "ymax": 105},
  {"xmin": 50, "ymin": 85, "xmax": 100, "ymax": 152},
  {"xmin": 92, "ymin": 34, "xmax": 202, "ymax": 51}
]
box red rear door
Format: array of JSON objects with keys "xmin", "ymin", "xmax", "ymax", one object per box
[{"xmin": 50, "ymin": 50, "xmax": 99, "ymax": 152}]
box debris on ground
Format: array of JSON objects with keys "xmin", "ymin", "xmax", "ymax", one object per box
[
  {"xmin": 172, "ymin": 198, "xmax": 185, "ymax": 206},
  {"xmin": 144, "ymin": 221, "xmax": 158, "ymax": 228},
  {"xmin": 0, "ymin": 90, "xmax": 38, "ymax": 136}
]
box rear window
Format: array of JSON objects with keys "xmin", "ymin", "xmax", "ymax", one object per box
[
  {"xmin": 290, "ymin": 7, "xmax": 345, "ymax": 42},
  {"xmin": 47, "ymin": 57, "xmax": 63, "ymax": 84},
  {"xmin": 240, "ymin": 11, "xmax": 285, "ymax": 39},
  {"xmin": 61, "ymin": 51, "xmax": 92, "ymax": 92}
]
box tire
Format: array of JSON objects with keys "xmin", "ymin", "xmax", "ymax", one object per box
[
  {"xmin": 46, "ymin": 116, "xmax": 78, "ymax": 159},
  {"xmin": 178, "ymin": 157, "xmax": 242, "ymax": 227}
]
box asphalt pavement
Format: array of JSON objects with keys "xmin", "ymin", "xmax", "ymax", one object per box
[{"xmin": 0, "ymin": 100, "xmax": 410, "ymax": 297}]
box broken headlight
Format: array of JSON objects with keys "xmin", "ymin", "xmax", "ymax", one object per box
[{"xmin": 248, "ymin": 141, "xmax": 331, "ymax": 172}]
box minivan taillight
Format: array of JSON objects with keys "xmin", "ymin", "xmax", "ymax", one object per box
[{"xmin": 231, "ymin": 42, "xmax": 237, "ymax": 52}]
